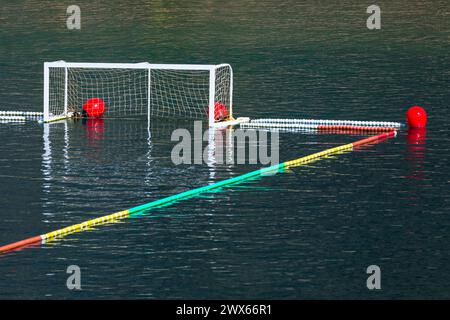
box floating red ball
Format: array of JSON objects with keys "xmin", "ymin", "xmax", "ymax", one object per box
[
  {"xmin": 406, "ymin": 106, "xmax": 427, "ymax": 128},
  {"xmin": 82, "ymin": 98, "xmax": 105, "ymax": 118}
]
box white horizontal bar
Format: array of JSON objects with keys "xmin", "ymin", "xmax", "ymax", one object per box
[
  {"xmin": 46, "ymin": 61, "xmax": 150, "ymax": 69},
  {"xmin": 148, "ymin": 64, "xmax": 216, "ymax": 70},
  {"xmin": 45, "ymin": 61, "xmax": 219, "ymax": 71}
]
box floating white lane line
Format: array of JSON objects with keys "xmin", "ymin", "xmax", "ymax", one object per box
[
  {"xmin": 249, "ymin": 118, "xmax": 404, "ymax": 128},
  {"xmin": 0, "ymin": 111, "xmax": 43, "ymax": 117}
]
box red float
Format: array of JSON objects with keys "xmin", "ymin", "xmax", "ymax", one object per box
[
  {"xmin": 207, "ymin": 102, "xmax": 229, "ymax": 121},
  {"xmin": 406, "ymin": 106, "xmax": 427, "ymax": 128},
  {"xmin": 82, "ymin": 97, "xmax": 105, "ymax": 118}
]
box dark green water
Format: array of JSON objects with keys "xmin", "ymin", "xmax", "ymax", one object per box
[{"xmin": 0, "ymin": 0, "xmax": 449, "ymax": 299}]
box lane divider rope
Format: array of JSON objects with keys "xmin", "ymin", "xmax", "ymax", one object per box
[
  {"xmin": 0, "ymin": 116, "xmax": 26, "ymax": 122},
  {"xmin": 248, "ymin": 118, "xmax": 404, "ymax": 128},
  {"xmin": 0, "ymin": 111, "xmax": 43, "ymax": 116},
  {"xmin": 241, "ymin": 122, "xmax": 397, "ymax": 132}
]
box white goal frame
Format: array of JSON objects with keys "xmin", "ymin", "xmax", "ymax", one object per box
[{"xmin": 43, "ymin": 61, "xmax": 248, "ymax": 127}]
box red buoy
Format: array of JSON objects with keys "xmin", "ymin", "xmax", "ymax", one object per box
[
  {"xmin": 82, "ymin": 98, "xmax": 105, "ymax": 118},
  {"xmin": 406, "ymin": 106, "xmax": 427, "ymax": 128}
]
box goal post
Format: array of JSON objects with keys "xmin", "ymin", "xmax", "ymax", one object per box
[{"xmin": 43, "ymin": 61, "xmax": 248, "ymax": 127}]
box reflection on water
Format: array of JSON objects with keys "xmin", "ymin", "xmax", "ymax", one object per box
[
  {"xmin": 82, "ymin": 118, "xmax": 105, "ymax": 146},
  {"xmin": 406, "ymin": 128, "xmax": 427, "ymax": 181}
]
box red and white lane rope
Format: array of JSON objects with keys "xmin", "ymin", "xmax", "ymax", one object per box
[{"xmin": 243, "ymin": 118, "xmax": 404, "ymax": 129}]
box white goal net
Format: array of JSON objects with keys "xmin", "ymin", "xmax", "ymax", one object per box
[{"xmin": 44, "ymin": 61, "xmax": 236, "ymax": 127}]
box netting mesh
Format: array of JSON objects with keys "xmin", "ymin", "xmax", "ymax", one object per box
[
  {"xmin": 48, "ymin": 68, "xmax": 66, "ymax": 119},
  {"xmin": 149, "ymin": 69, "xmax": 210, "ymax": 119},
  {"xmin": 68, "ymin": 68, "xmax": 149, "ymax": 118},
  {"xmin": 215, "ymin": 65, "xmax": 232, "ymax": 112},
  {"xmin": 46, "ymin": 64, "xmax": 233, "ymax": 123}
]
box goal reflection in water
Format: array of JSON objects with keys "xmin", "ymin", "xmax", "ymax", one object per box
[
  {"xmin": 40, "ymin": 119, "xmax": 256, "ymax": 224},
  {"xmin": 42, "ymin": 119, "xmax": 155, "ymax": 221}
]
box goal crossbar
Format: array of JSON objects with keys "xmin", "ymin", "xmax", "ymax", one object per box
[{"xmin": 45, "ymin": 61, "xmax": 224, "ymax": 70}]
